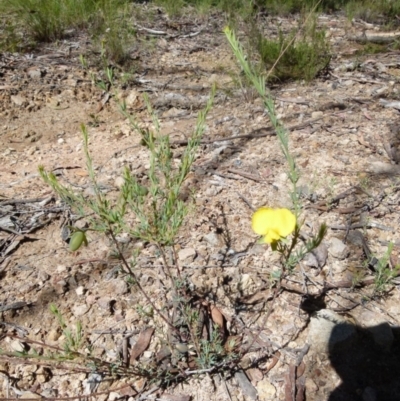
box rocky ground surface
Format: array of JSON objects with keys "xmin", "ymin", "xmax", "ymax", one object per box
[{"xmin": 1, "ymin": 7, "xmax": 400, "ymax": 401}]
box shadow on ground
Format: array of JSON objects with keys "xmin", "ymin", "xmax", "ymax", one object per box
[{"xmin": 329, "ymin": 322, "xmax": 400, "ymax": 401}]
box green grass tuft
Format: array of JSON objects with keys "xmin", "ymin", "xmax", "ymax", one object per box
[
  {"xmin": 255, "ymin": 17, "xmax": 331, "ymax": 82},
  {"xmin": 0, "ymin": 0, "xmax": 134, "ymax": 64}
]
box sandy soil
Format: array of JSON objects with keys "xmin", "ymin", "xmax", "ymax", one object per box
[{"xmin": 1, "ymin": 8, "xmax": 400, "ymax": 401}]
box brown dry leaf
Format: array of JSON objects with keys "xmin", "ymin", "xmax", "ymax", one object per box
[
  {"xmin": 130, "ymin": 327, "xmax": 155, "ymax": 363},
  {"xmin": 238, "ymin": 288, "xmax": 273, "ymax": 305},
  {"xmin": 20, "ymin": 391, "xmax": 42, "ymax": 399},
  {"xmin": 75, "ymin": 170, "xmax": 88, "ymax": 177},
  {"xmin": 295, "ymin": 376, "xmax": 306, "ymax": 401},
  {"xmin": 246, "ymin": 367, "xmax": 263, "ymax": 383},
  {"xmin": 156, "ymin": 345, "xmax": 171, "ymax": 363},
  {"xmin": 179, "ymin": 173, "xmax": 198, "ymax": 201},
  {"xmin": 299, "ymin": 159, "xmax": 309, "ymax": 168},
  {"xmin": 390, "ymin": 252, "xmax": 399, "ymax": 268},
  {"xmin": 187, "ymin": 355, "xmax": 197, "ymax": 369},
  {"xmin": 210, "ymin": 304, "xmax": 224, "ymax": 328},
  {"xmin": 266, "ymin": 351, "xmax": 281, "ymax": 373},
  {"xmin": 96, "ymin": 92, "xmax": 111, "ymax": 113},
  {"xmin": 284, "ymin": 364, "xmax": 296, "ymax": 401},
  {"xmin": 160, "ymin": 394, "xmax": 190, "ymax": 401},
  {"xmin": 196, "ymin": 309, "xmax": 207, "ymax": 340},
  {"xmin": 362, "ymin": 110, "xmax": 372, "ymax": 120},
  {"xmin": 119, "ymin": 385, "xmax": 138, "ymax": 397},
  {"xmin": 296, "ymin": 361, "xmax": 306, "ymax": 378},
  {"xmin": 357, "ymin": 132, "xmax": 376, "ymax": 152}
]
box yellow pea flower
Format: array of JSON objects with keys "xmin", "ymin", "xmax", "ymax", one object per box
[{"xmin": 252, "ymin": 207, "xmax": 296, "ymax": 244}]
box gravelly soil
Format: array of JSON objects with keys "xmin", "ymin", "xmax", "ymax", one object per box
[{"xmin": 1, "ymin": 7, "xmax": 400, "ymax": 401}]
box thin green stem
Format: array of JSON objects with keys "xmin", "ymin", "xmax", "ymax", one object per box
[{"xmin": 107, "ymin": 225, "xmax": 178, "ymax": 333}]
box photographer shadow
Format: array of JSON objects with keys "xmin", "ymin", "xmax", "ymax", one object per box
[{"xmin": 328, "ymin": 322, "xmax": 400, "ymax": 401}]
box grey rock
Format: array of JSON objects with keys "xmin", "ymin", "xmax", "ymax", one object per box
[
  {"xmin": 346, "ymin": 230, "xmax": 365, "ymax": 247},
  {"xmin": 367, "ymin": 322, "xmax": 394, "ymax": 351},
  {"xmin": 312, "ymin": 111, "xmax": 324, "ymax": 119},
  {"xmin": 27, "ymin": 67, "xmax": 43, "ymax": 79},
  {"xmin": 248, "ymin": 243, "xmax": 265, "ymax": 255},
  {"xmin": 0, "ymin": 215, "xmax": 15, "ymax": 228},
  {"xmin": 203, "ymin": 232, "xmax": 221, "ymax": 247},
  {"xmin": 204, "ymin": 186, "xmax": 220, "ymax": 197},
  {"xmin": 52, "ymin": 278, "xmax": 68, "ymax": 295},
  {"xmin": 359, "ymin": 310, "xmax": 394, "ymax": 350},
  {"xmin": 178, "ymin": 247, "xmax": 196, "ymax": 261},
  {"xmin": 10, "ymin": 339, "xmax": 26, "ymax": 352},
  {"xmin": 210, "ymin": 252, "xmax": 224, "ymax": 261},
  {"xmin": 235, "ymin": 370, "xmax": 257, "ymax": 400},
  {"xmin": 125, "ymin": 90, "xmax": 140, "ymax": 107},
  {"xmin": 109, "ymin": 279, "xmax": 128, "ymax": 295},
  {"xmin": 312, "ymin": 242, "xmax": 328, "ymax": 267},
  {"xmin": 303, "ymin": 252, "xmax": 319, "ymax": 268},
  {"xmin": 256, "ymin": 379, "xmax": 276, "ymax": 400},
  {"xmin": 367, "ymin": 161, "xmax": 400, "ymax": 175},
  {"xmin": 308, "ymin": 309, "xmax": 357, "ymax": 354},
  {"xmin": 11, "ymin": 94, "xmax": 28, "ymax": 107},
  {"xmin": 297, "ymin": 184, "xmax": 317, "ymax": 201},
  {"xmin": 37, "ymin": 271, "xmax": 50, "ymax": 282},
  {"xmin": 329, "ymin": 237, "xmax": 350, "ymax": 260},
  {"xmin": 97, "ymin": 297, "xmax": 111, "ymax": 311},
  {"xmin": 114, "ymin": 176, "xmax": 125, "ymax": 188},
  {"xmin": 72, "ymin": 304, "xmax": 90, "ymax": 317}
]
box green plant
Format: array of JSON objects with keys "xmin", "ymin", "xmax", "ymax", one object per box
[
  {"xmin": 357, "ymin": 173, "xmax": 371, "ymax": 192},
  {"xmin": 92, "ymin": 1, "xmax": 135, "ymax": 65},
  {"xmin": 373, "ymin": 242, "xmax": 400, "ymax": 293},
  {"xmin": 49, "ymin": 304, "xmax": 84, "ymax": 356},
  {"xmin": 346, "ymin": 0, "xmax": 400, "ymax": 27},
  {"xmin": 0, "ymin": 327, "xmax": 152, "ymax": 384},
  {"xmin": 38, "ymin": 84, "xmax": 240, "ymax": 385},
  {"xmin": 1, "ymin": 0, "xmax": 134, "ymax": 64},
  {"xmin": 361, "ymin": 43, "xmax": 389, "ymax": 55},
  {"xmin": 224, "ymin": 26, "xmax": 301, "ymax": 215},
  {"xmin": 4, "ymin": 0, "xmax": 99, "ymax": 42},
  {"xmin": 254, "ymin": 14, "xmax": 330, "ymax": 82},
  {"xmin": 196, "ymin": 327, "xmax": 226, "ymax": 369},
  {"xmin": 154, "ymin": 0, "xmax": 186, "ymax": 15},
  {"xmin": 0, "ymin": 16, "xmax": 24, "ymax": 52},
  {"xmin": 225, "ymin": 26, "xmax": 327, "ymax": 272},
  {"xmin": 117, "ymin": 92, "xmax": 214, "ymax": 245},
  {"xmin": 80, "ymin": 51, "xmax": 113, "ymax": 92},
  {"xmin": 324, "ymin": 176, "xmax": 338, "ymax": 207},
  {"xmin": 152, "ymin": 0, "xmax": 352, "ymax": 17},
  {"xmin": 350, "ymin": 267, "xmax": 366, "ymax": 288}
]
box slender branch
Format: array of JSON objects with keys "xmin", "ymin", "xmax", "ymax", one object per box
[
  {"xmin": 239, "ymin": 282, "xmax": 282, "ymax": 357},
  {"xmin": 107, "ymin": 227, "xmax": 178, "ymax": 333}
]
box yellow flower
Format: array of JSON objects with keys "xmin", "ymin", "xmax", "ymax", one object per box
[{"xmin": 252, "ymin": 207, "xmax": 296, "ymax": 244}]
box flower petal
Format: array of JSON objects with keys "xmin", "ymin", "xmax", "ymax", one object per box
[
  {"xmin": 274, "ymin": 208, "xmax": 296, "ymax": 237},
  {"xmin": 252, "ymin": 207, "xmax": 296, "ymax": 242},
  {"xmin": 264, "ymin": 229, "xmax": 281, "ymax": 244},
  {"xmin": 252, "ymin": 207, "xmax": 274, "ymax": 235}
]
